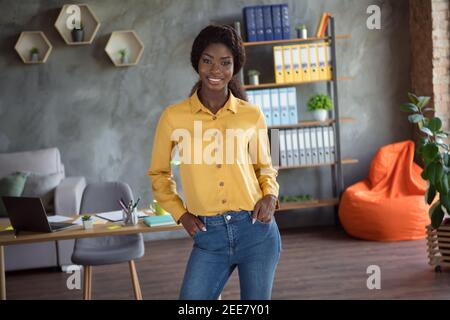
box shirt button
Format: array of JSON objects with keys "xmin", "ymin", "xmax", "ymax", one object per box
[
  {"xmin": 226, "ymin": 215, "xmax": 231, "ymax": 221},
  {"xmin": 222, "ymin": 199, "xmax": 227, "ymax": 204},
  {"xmin": 219, "ymin": 181, "xmax": 224, "ymax": 187},
  {"xmin": 212, "ymin": 116, "xmax": 217, "ymax": 120},
  {"xmin": 216, "ymin": 164, "xmax": 222, "ymax": 168}
]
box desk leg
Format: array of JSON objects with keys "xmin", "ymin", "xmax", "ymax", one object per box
[{"xmin": 0, "ymin": 246, "xmax": 5, "ymax": 300}]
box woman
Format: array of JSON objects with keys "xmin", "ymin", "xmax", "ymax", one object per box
[{"xmin": 148, "ymin": 25, "xmax": 281, "ymax": 300}]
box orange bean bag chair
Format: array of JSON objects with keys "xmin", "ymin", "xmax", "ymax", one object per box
[{"xmin": 339, "ymin": 140, "xmax": 430, "ymax": 241}]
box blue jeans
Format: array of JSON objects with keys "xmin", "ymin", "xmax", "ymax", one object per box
[{"xmin": 179, "ymin": 210, "xmax": 282, "ymax": 300}]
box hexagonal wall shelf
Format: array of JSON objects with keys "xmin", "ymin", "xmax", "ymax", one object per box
[
  {"xmin": 14, "ymin": 31, "xmax": 52, "ymax": 64},
  {"xmin": 105, "ymin": 30, "xmax": 145, "ymax": 67},
  {"xmin": 54, "ymin": 4, "xmax": 100, "ymax": 45}
]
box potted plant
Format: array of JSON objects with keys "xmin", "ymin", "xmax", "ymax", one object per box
[
  {"xmin": 82, "ymin": 214, "xmax": 93, "ymax": 229},
  {"xmin": 71, "ymin": 21, "xmax": 84, "ymax": 42},
  {"xmin": 118, "ymin": 48, "xmax": 128, "ymax": 64},
  {"xmin": 307, "ymin": 93, "xmax": 332, "ymax": 121},
  {"xmin": 295, "ymin": 24, "xmax": 308, "ymax": 39},
  {"xmin": 400, "ymin": 93, "xmax": 450, "ymax": 269},
  {"xmin": 247, "ymin": 69, "xmax": 260, "ymax": 85},
  {"xmin": 30, "ymin": 47, "xmax": 39, "ymax": 62}
]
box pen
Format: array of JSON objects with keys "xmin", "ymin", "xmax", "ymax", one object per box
[
  {"xmin": 132, "ymin": 197, "xmax": 140, "ymax": 211},
  {"xmin": 118, "ymin": 200, "xmax": 128, "ymax": 212}
]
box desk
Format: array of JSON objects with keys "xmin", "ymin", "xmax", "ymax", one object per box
[{"xmin": 0, "ymin": 217, "xmax": 183, "ymax": 300}]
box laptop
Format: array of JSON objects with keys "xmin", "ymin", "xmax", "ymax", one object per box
[{"xmin": 1, "ymin": 196, "xmax": 76, "ymax": 235}]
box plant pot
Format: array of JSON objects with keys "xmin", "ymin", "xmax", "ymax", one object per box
[
  {"xmin": 83, "ymin": 220, "xmax": 93, "ymax": 230},
  {"xmin": 30, "ymin": 53, "xmax": 39, "ymax": 62},
  {"xmin": 249, "ymin": 74, "xmax": 259, "ymax": 85},
  {"xmin": 120, "ymin": 55, "xmax": 129, "ymax": 65},
  {"xmin": 71, "ymin": 29, "xmax": 85, "ymax": 42},
  {"xmin": 297, "ymin": 29, "xmax": 307, "ymax": 39},
  {"xmin": 312, "ymin": 109, "xmax": 328, "ymax": 122}
]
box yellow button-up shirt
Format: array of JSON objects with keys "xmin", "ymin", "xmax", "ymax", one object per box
[{"xmin": 148, "ymin": 90, "xmax": 279, "ymax": 222}]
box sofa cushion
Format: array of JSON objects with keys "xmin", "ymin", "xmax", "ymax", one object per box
[
  {"xmin": 0, "ymin": 172, "xmax": 29, "ymax": 217},
  {"xmin": 22, "ymin": 172, "xmax": 64, "ymax": 213}
]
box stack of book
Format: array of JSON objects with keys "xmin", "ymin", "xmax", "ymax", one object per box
[
  {"xmin": 278, "ymin": 126, "xmax": 336, "ymax": 167},
  {"xmin": 243, "ymin": 4, "xmax": 290, "ymax": 42},
  {"xmin": 143, "ymin": 214, "xmax": 176, "ymax": 227},
  {"xmin": 273, "ymin": 41, "xmax": 332, "ymax": 84},
  {"xmin": 247, "ymin": 87, "xmax": 298, "ymax": 126}
]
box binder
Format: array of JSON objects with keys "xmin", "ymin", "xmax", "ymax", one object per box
[
  {"xmin": 243, "ymin": 7, "xmax": 257, "ymax": 42},
  {"xmin": 287, "ymin": 87, "xmax": 298, "ymax": 124},
  {"xmin": 317, "ymin": 43, "xmax": 327, "ymax": 80},
  {"xmin": 269, "ymin": 128, "xmax": 280, "ymax": 167},
  {"xmin": 323, "ymin": 125, "xmax": 331, "ymax": 163},
  {"xmin": 255, "ymin": 6, "xmax": 265, "ymax": 41},
  {"xmin": 273, "ymin": 46, "xmax": 285, "ymax": 83},
  {"xmin": 328, "ymin": 126, "xmax": 336, "ymax": 163},
  {"xmin": 283, "ymin": 46, "xmax": 294, "ymax": 83},
  {"xmin": 291, "ymin": 45, "xmax": 301, "ymax": 83},
  {"xmin": 270, "ymin": 89, "xmax": 281, "ymax": 126},
  {"xmin": 299, "ymin": 45, "xmax": 311, "ymax": 82},
  {"xmin": 261, "ymin": 89, "xmax": 272, "ymax": 126},
  {"xmin": 309, "ymin": 44, "xmax": 320, "ymax": 81},
  {"xmin": 280, "ymin": 3, "xmax": 291, "ymax": 39},
  {"xmin": 286, "ymin": 129, "xmax": 294, "ymax": 166},
  {"xmin": 298, "ymin": 128, "xmax": 306, "ymax": 165},
  {"xmin": 310, "ymin": 127, "xmax": 318, "ymax": 164},
  {"xmin": 253, "ymin": 90, "xmax": 263, "ymax": 117},
  {"xmin": 304, "ymin": 127, "xmax": 312, "ymax": 165},
  {"xmin": 316, "ymin": 126, "xmax": 325, "ymax": 164},
  {"xmin": 326, "ymin": 43, "xmax": 333, "ymax": 80},
  {"xmin": 271, "ymin": 4, "xmax": 283, "ymax": 40},
  {"xmin": 280, "ymin": 130, "xmax": 287, "ymax": 167},
  {"xmin": 291, "ymin": 129, "xmax": 300, "ymax": 165},
  {"xmin": 262, "ymin": 5, "xmax": 274, "ymax": 41},
  {"xmin": 247, "ymin": 90, "xmax": 255, "ymax": 104},
  {"xmin": 279, "ymin": 88, "xmax": 289, "ymax": 125}
]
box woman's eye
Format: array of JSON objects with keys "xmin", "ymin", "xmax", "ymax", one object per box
[
  {"xmin": 222, "ymin": 61, "xmax": 231, "ymax": 66},
  {"xmin": 202, "ymin": 58, "xmax": 211, "ymax": 64}
]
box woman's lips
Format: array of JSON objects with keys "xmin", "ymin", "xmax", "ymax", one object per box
[{"xmin": 207, "ymin": 77, "xmax": 223, "ymax": 85}]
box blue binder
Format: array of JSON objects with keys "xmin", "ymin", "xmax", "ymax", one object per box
[
  {"xmin": 287, "ymin": 87, "xmax": 298, "ymax": 124},
  {"xmin": 281, "ymin": 4, "xmax": 291, "ymax": 39},
  {"xmin": 243, "ymin": 6, "xmax": 257, "ymax": 42},
  {"xmin": 262, "ymin": 5, "xmax": 274, "ymax": 41},
  {"xmin": 279, "ymin": 88, "xmax": 290, "ymax": 125},
  {"xmin": 271, "ymin": 5, "xmax": 283, "ymax": 40},
  {"xmin": 255, "ymin": 6, "xmax": 265, "ymax": 41}
]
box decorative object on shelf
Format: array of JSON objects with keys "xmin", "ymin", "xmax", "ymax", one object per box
[
  {"xmin": 315, "ymin": 12, "xmax": 331, "ymax": 37},
  {"xmin": 30, "ymin": 47, "xmax": 39, "ymax": 62},
  {"xmin": 119, "ymin": 197, "xmax": 140, "ymax": 226},
  {"xmin": 295, "ymin": 24, "xmax": 308, "ymax": 39},
  {"xmin": 307, "ymin": 93, "xmax": 332, "ymax": 121},
  {"xmin": 15, "ymin": 31, "xmax": 52, "ymax": 64},
  {"xmin": 280, "ymin": 194, "xmax": 315, "ymax": 203},
  {"xmin": 400, "ymin": 93, "xmax": 448, "ymax": 229},
  {"xmin": 105, "ymin": 30, "xmax": 145, "ymax": 67},
  {"xmin": 118, "ymin": 48, "xmax": 128, "ymax": 64},
  {"xmin": 71, "ymin": 21, "xmax": 84, "ymax": 42},
  {"xmin": 54, "ymin": 4, "xmax": 100, "ymax": 45},
  {"xmin": 82, "ymin": 215, "xmax": 93, "ymax": 229},
  {"xmin": 247, "ymin": 69, "xmax": 260, "ymax": 85}
]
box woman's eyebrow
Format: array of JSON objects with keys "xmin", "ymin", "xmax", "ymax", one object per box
[{"xmin": 203, "ymin": 52, "xmax": 232, "ymax": 59}]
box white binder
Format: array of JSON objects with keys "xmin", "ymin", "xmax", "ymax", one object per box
[
  {"xmin": 287, "ymin": 87, "xmax": 298, "ymax": 124},
  {"xmin": 247, "ymin": 90, "xmax": 255, "ymax": 104},
  {"xmin": 310, "ymin": 127, "xmax": 318, "ymax": 165},
  {"xmin": 329, "ymin": 126, "xmax": 336, "ymax": 163},
  {"xmin": 298, "ymin": 128, "xmax": 306, "ymax": 165},
  {"xmin": 270, "ymin": 89, "xmax": 281, "ymax": 126},
  {"xmin": 280, "ymin": 130, "xmax": 287, "ymax": 167},
  {"xmin": 316, "ymin": 127, "xmax": 325, "ymax": 164},
  {"xmin": 286, "ymin": 129, "xmax": 294, "ymax": 166},
  {"xmin": 279, "ymin": 88, "xmax": 289, "ymax": 125},
  {"xmin": 323, "ymin": 126, "xmax": 331, "ymax": 163},
  {"xmin": 304, "ymin": 127, "xmax": 312, "ymax": 165},
  {"xmin": 291, "ymin": 129, "xmax": 300, "ymax": 166},
  {"xmin": 261, "ymin": 89, "xmax": 272, "ymax": 126}
]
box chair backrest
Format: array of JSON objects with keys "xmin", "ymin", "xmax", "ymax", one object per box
[
  {"xmin": 0, "ymin": 148, "xmax": 64, "ymax": 178},
  {"xmin": 80, "ymin": 182, "xmax": 133, "ymax": 214}
]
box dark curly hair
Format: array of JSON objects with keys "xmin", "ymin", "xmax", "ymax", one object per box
[{"xmin": 189, "ymin": 24, "xmax": 247, "ymax": 101}]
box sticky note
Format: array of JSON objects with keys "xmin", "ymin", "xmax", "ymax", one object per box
[
  {"xmin": 5, "ymin": 226, "xmax": 13, "ymax": 231},
  {"xmin": 107, "ymin": 225, "xmax": 121, "ymax": 230}
]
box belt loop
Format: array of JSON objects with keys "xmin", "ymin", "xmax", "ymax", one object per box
[{"xmin": 203, "ymin": 216, "xmax": 207, "ymax": 226}]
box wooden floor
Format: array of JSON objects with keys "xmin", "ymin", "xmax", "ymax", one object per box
[{"xmin": 5, "ymin": 226, "xmax": 450, "ymax": 300}]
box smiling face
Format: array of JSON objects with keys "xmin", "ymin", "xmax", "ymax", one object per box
[{"xmin": 198, "ymin": 43, "xmax": 234, "ymax": 93}]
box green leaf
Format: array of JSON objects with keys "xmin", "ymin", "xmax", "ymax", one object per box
[
  {"xmin": 425, "ymin": 183, "xmax": 436, "ymax": 205},
  {"xmin": 400, "ymin": 103, "xmax": 419, "ymax": 113},
  {"xmin": 428, "ymin": 117, "xmax": 442, "ymax": 132},
  {"xmin": 408, "ymin": 114, "xmax": 424, "ymax": 124},
  {"xmin": 431, "ymin": 203, "xmax": 445, "ymax": 229},
  {"xmin": 420, "ymin": 127, "xmax": 433, "ymax": 136},
  {"xmin": 422, "ymin": 144, "xmax": 439, "ymax": 162},
  {"xmin": 429, "ymin": 162, "xmax": 445, "ymax": 186},
  {"xmin": 417, "ymin": 96, "xmax": 431, "ymax": 109},
  {"xmin": 408, "ymin": 93, "xmax": 419, "ymax": 104}
]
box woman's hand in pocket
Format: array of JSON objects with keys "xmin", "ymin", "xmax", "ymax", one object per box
[
  {"xmin": 179, "ymin": 211, "xmax": 207, "ymax": 237},
  {"xmin": 252, "ymin": 194, "xmax": 278, "ymax": 224}
]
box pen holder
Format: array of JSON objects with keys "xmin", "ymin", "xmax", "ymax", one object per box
[{"xmin": 122, "ymin": 208, "xmax": 138, "ymax": 226}]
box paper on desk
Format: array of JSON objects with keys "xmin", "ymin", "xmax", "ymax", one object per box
[
  {"xmin": 47, "ymin": 215, "xmax": 72, "ymax": 223},
  {"xmin": 96, "ymin": 210, "xmax": 148, "ymax": 222}
]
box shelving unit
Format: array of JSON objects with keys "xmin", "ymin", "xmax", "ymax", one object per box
[
  {"xmin": 14, "ymin": 31, "xmax": 52, "ymax": 64},
  {"xmin": 242, "ymin": 17, "xmax": 354, "ymax": 222},
  {"xmin": 54, "ymin": 4, "xmax": 101, "ymax": 45},
  {"xmin": 105, "ymin": 30, "xmax": 145, "ymax": 67}
]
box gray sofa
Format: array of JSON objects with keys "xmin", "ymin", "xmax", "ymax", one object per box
[{"xmin": 0, "ymin": 148, "xmax": 86, "ymax": 271}]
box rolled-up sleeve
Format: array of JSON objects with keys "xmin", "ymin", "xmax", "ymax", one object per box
[{"xmin": 147, "ymin": 110, "xmax": 187, "ymax": 223}]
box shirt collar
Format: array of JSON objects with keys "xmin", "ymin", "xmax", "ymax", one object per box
[{"xmin": 190, "ymin": 89, "xmax": 238, "ymax": 114}]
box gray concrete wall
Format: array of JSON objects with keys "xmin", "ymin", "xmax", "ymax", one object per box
[{"xmin": 0, "ymin": 0, "xmax": 411, "ymax": 237}]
